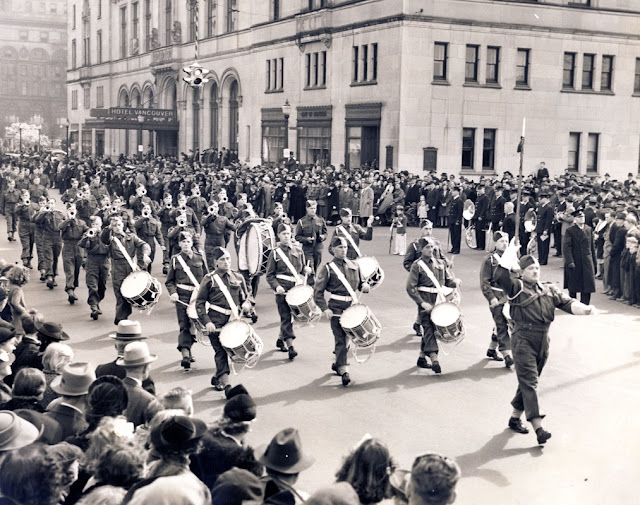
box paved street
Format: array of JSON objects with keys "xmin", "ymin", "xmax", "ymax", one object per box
[{"xmin": 1, "ymin": 215, "xmax": 639, "ymax": 505}]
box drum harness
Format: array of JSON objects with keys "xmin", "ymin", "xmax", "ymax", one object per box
[
  {"xmin": 337, "ymin": 225, "xmax": 362, "ymax": 257},
  {"xmin": 172, "ymin": 255, "xmax": 213, "ymax": 345},
  {"xmin": 275, "ymin": 247, "xmax": 302, "ymax": 286},
  {"xmin": 417, "ymin": 260, "xmax": 453, "ymax": 304},
  {"xmin": 328, "ymin": 262, "xmax": 378, "ymax": 364}
]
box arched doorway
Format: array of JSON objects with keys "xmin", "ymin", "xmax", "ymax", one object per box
[
  {"xmin": 157, "ymin": 78, "xmax": 177, "ymax": 156},
  {"xmin": 118, "ymin": 89, "xmax": 130, "ymax": 155},
  {"xmin": 210, "ymin": 82, "xmax": 218, "ymax": 151},
  {"xmin": 228, "ymin": 80, "xmax": 238, "ymax": 154},
  {"xmin": 131, "ymin": 88, "xmax": 142, "ymax": 156}
]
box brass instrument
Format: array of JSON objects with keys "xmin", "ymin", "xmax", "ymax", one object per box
[
  {"xmin": 68, "ymin": 209, "xmax": 77, "ymax": 219},
  {"xmin": 165, "ymin": 202, "xmax": 173, "ymax": 209},
  {"xmin": 87, "ymin": 228, "xmax": 97, "ymax": 238},
  {"xmin": 207, "ymin": 205, "xmax": 217, "ymax": 214},
  {"xmin": 142, "ymin": 209, "xmax": 151, "ymax": 218},
  {"xmin": 23, "ymin": 198, "xmax": 30, "ymax": 206},
  {"xmin": 177, "ymin": 215, "xmax": 187, "ymax": 227},
  {"xmin": 179, "ymin": 204, "xmax": 187, "ymax": 211},
  {"xmin": 44, "ymin": 205, "xmax": 51, "ymax": 212},
  {"xmin": 110, "ymin": 205, "xmax": 119, "ymax": 214},
  {"xmin": 138, "ymin": 187, "xmax": 147, "ymax": 196}
]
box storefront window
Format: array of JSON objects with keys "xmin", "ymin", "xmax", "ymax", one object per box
[
  {"xmin": 262, "ymin": 124, "xmax": 284, "ymax": 164},
  {"xmin": 298, "ymin": 125, "xmax": 330, "ymax": 166},
  {"xmin": 347, "ymin": 126, "xmax": 361, "ymax": 169},
  {"xmin": 82, "ymin": 130, "xmax": 92, "ymax": 156}
]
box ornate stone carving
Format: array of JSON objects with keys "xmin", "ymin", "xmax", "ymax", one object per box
[
  {"xmin": 150, "ymin": 28, "xmax": 159, "ymax": 49},
  {"xmin": 172, "ymin": 21, "xmax": 182, "ymax": 44}
]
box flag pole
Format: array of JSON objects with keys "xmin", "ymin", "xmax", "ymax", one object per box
[{"xmin": 514, "ymin": 118, "xmax": 525, "ymax": 247}]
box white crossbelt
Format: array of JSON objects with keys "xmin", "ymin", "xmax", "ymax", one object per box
[
  {"xmin": 209, "ymin": 304, "xmax": 233, "ymax": 316},
  {"xmin": 328, "ymin": 262, "xmax": 359, "ymax": 303},
  {"xmin": 212, "ymin": 273, "xmax": 239, "ymax": 319},
  {"xmin": 337, "ymin": 225, "xmax": 362, "ymax": 257},
  {"xmin": 417, "ymin": 260, "xmax": 447, "ymax": 304},
  {"xmin": 275, "ymin": 247, "xmax": 302, "ymax": 284},
  {"xmin": 176, "ymin": 254, "xmax": 201, "ymax": 290},
  {"xmin": 176, "ymin": 284, "xmax": 195, "ymax": 291},
  {"xmin": 112, "ymin": 236, "xmax": 138, "ymax": 272},
  {"xmin": 276, "ymin": 274, "xmax": 298, "ymax": 283},
  {"xmin": 329, "ymin": 294, "xmax": 352, "ymax": 302}
]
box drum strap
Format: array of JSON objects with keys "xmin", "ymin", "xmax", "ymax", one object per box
[
  {"xmin": 176, "ymin": 254, "xmax": 200, "ymax": 289},
  {"xmin": 337, "ymin": 225, "xmax": 362, "ymax": 257},
  {"xmin": 417, "ymin": 260, "xmax": 446, "ymax": 303},
  {"xmin": 328, "ymin": 262, "xmax": 359, "ymax": 303},
  {"xmin": 112, "ymin": 236, "xmax": 138, "ymax": 272},
  {"xmin": 275, "ymin": 247, "xmax": 301, "ymax": 284},
  {"xmin": 212, "ymin": 274, "xmax": 239, "ymax": 318}
]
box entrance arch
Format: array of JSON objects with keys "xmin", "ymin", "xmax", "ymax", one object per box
[{"xmin": 219, "ymin": 69, "xmax": 242, "ymax": 157}]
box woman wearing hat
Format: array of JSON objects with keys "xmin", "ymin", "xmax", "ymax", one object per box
[{"xmin": 4, "ymin": 265, "xmax": 29, "ymax": 336}]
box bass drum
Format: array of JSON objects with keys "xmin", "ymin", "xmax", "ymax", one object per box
[
  {"xmin": 245, "ymin": 221, "xmax": 276, "ymax": 276},
  {"xmin": 120, "ymin": 271, "xmax": 162, "ymax": 311},
  {"xmin": 354, "ymin": 256, "xmax": 385, "ymax": 290},
  {"xmin": 219, "ymin": 320, "xmax": 264, "ymax": 369},
  {"xmin": 464, "ymin": 225, "xmax": 477, "ymax": 249}
]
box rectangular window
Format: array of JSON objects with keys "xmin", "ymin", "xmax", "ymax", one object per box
[
  {"xmin": 433, "ymin": 42, "xmax": 448, "ymax": 81},
  {"xmin": 635, "ymin": 58, "xmax": 640, "ymax": 94},
  {"xmin": 266, "ymin": 58, "xmax": 284, "ymax": 91},
  {"xmin": 570, "ymin": 0, "xmax": 590, "ymax": 5},
  {"xmin": 305, "ymin": 51, "xmax": 326, "ymax": 88},
  {"xmin": 71, "ymin": 39, "xmax": 76, "ymax": 68},
  {"xmin": 273, "ymin": 0, "xmax": 280, "ymax": 21},
  {"xmin": 97, "ymin": 31, "xmax": 102, "ymax": 63},
  {"xmin": 227, "ymin": 0, "xmax": 237, "ymax": 33},
  {"xmin": 352, "ymin": 46, "xmax": 358, "ymax": 83},
  {"xmin": 582, "ymin": 53, "xmax": 594, "ymax": 90},
  {"xmin": 262, "ymin": 124, "xmax": 284, "ymax": 163},
  {"xmin": 83, "ymin": 35, "xmax": 90, "ymax": 65},
  {"xmin": 40, "ymin": 31, "xmax": 48, "ymax": 42},
  {"xmin": 568, "ymin": 132, "xmax": 580, "ymax": 172},
  {"xmin": 587, "ymin": 133, "xmax": 599, "ymax": 173},
  {"xmin": 298, "ymin": 125, "xmax": 331, "ymax": 166},
  {"xmin": 72, "ymin": 4, "xmax": 76, "ymax": 29},
  {"xmin": 352, "ymin": 44, "xmax": 377, "ymax": 83},
  {"xmin": 465, "ymin": 45, "xmax": 479, "ymax": 83},
  {"xmin": 165, "ymin": 0, "xmax": 172, "ymax": 46},
  {"xmin": 462, "ymin": 128, "xmax": 475, "ymax": 170},
  {"xmin": 266, "ymin": 60, "xmax": 271, "ymax": 91},
  {"xmin": 371, "ymin": 43, "xmax": 377, "ymax": 81},
  {"xmin": 145, "ymin": 0, "xmax": 151, "ymax": 51},
  {"xmin": 483, "ymin": 129, "xmax": 496, "ymax": 170},
  {"xmin": 516, "ymin": 48, "xmax": 530, "ymax": 87},
  {"xmin": 97, "ymin": 86, "xmax": 104, "ymax": 108},
  {"xmin": 308, "ymin": 0, "xmax": 327, "ymax": 10},
  {"xmin": 601, "ymin": 55, "xmax": 613, "ymax": 92},
  {"xmin": 97, "ymin": 0, "xmax": 101, "ymax": 18},
  {"xmin": 207, "ymin": 0, "xmax": 216, "ymax": 37},
  {"xmin": 132, "ymin": 2, "xmax": 139, "ymax": 44},
  {"xmin": 19, "ymin": 30, "xmax": 28, "ymax": 41},
  {"xmin": 72, "ymin": 90, "xmax": 78, "ymax": 110},
  {"xmin": 486, "ymin": 46, "xmax": 500, "ymax": 84},
  {"xmin": 120, "ymin": 6, "xmax": 127, "ymax": 58},
  {"xmin": 279, "ymin": 57, "xmax": 284, "ymax": 90},
  {"xmin": 563, "ymin": 52, "xmax": 576, "ymax": 89},
  {"xmin": 361, "ymin": 45, "xmax": 368, "ymax": 82},
  {"xmin": 84, "ymin": 87, "xmax": 90, "ymax": 109},
  {"xmin": 189, "ymin": 2, "xmax": 197, "ymax": 42}
]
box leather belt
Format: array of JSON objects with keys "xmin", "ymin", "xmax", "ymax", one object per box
[
  {"xmin": 276, "ymin": 274, "xmax": 298, "ymax": 282},
  {"xmin": 329, "ymin": 294, "xmax": 352, "ymax": 302},
  {"xmin": 176, "ymin": 284, "xmax": 195, "ymax": 291},
  {"xmin": 208, "ymin": 304, "xmax": 232, "ymax": 316},
  {"xmin": 417, "ymin": 287, "xmax": 439, "ymax": 293}
]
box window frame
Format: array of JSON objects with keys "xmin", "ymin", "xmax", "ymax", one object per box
[
  {"xmin": 433, "ymin": 42, "xmax": 448, "ymax": 82},
  {"xmin": 582, "ymin": 53, "xmax": 595, "ymax": 90},
  {"xmin": 462, "ymin": 128, "xmax": 476, "ymax": 170},
  {"xmin": 568, "ymin": 132, "xmax": 580, "ymax": 173},
  {"xmin": 71, "ymin": 39, "xmax": 77, "ymax": 69},
  {"xmin": 635, "ymin": 58, "xmax": 640, "ymax": 94},
  {"xmin": 482, "ymin": 129, "xmax": 496, "ymax": 171},
  {"xmin": 465, "ymin": 45, "xmax": 479, "ymax": 83},
  {"xmin": 97, "ymin": 30, "xmax": 102, "ymax": 63},
  {"xmin": 563, "ymin": 52, "xmax": 576, "ymax": 89},
  {"xmin": 120, "ymin": 6, "xmax": 128, "ymax": 59},
  {"xmin": 516, "ymin": 48, "xmax": 530, "ymax": 87},
  {"xmin": 587, "ymin": 133, "xmax": 599, "ymax": 174},
  {"xmin": 486, "ymin": 46, "xmax": 500, "ymax": 84},
  {"xmin": 601, "ymin": 55, "xmax": 614, "ymax": 92}
]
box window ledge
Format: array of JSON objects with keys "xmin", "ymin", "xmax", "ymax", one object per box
[
  {"xmin": 514, "ymin": 84, "xmax": 531, "ymax": 91},
  {"xmin": 303, "ymin": 86, "xmax": 327, "ymax": 91},
  {"xmin": 432, "ymin": 80, "xmax": 450, "ymax": 86},
  {"xmin": 350, "ymin": 80, "xmax": 377, "ymax": 87},
  {"xmin": 463, "ymin": 82, "xmax": 502, "ymax": 90},
  {"xmin": 632, "ymin": 92, "xmax": 640, "ymax": 97},
  {"xmin": 264, "ymin": 89, "xmax": 284, "ymax": 94},
  {"xmin": 561, "ymin": 88, "xmax": 614, "ymax": 96}
]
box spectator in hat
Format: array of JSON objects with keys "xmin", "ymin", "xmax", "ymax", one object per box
[
  {"xmin": 123, "ymin": 415, "xmax": 210, "ymax": 505},
  {"xmin": 335, "ymin": 436, "xmax": 396, "ymax": 505},
  {"xmin": 0, "ymin": 349, "xmax": 13, "ymax": 404},
  {"xmin": 40, "ymin": 342, "xmax": 74, "ymax": 408},
  {"xmin": 607, "ymin": 212, "xmax": 629, "ymax": 300},
  {"xmin": 535, "ymin": 192, "xmax": 554, "ymax": 265},
  {"xmin": 501, "ymin": 201, "xmax": 517, "ymax": 245},
  {"xmin": 44, "ymin": 362, "xmax": 96, "ymax": 443},
  {"xmin": 255, "ymin": 427, "xmax": 315, "ymax": 504},
  {"xmin": 0, "ymin": 325, "xmax": 18, "ymax": 357},
  {"xmin": 294, "ymin": 200, "xmax": 328, "ymax": 285},
  {"xmin": 306, "ymin": 483, "xmax": 361, "ymax": 505},
  {"xmin": 191, "ymin": 384, "xmax": 263, "ymax": 490},
  {"xmin": 118, "ymin": 341, "xmax": 161, "ymax": 428},
  {"xmin": 0, "ymin": 410, "xmax": 40, "ymax": 465},
  {"xmin": 210, "ymin": 468, "xmax": 265, "ymax": 505},
  {"xmin": 405, "ymin": 453, "xmax": 461, "ymax": 505},
  {"xmin": 4, "ymin": 265, "xmax": 29, "ymax": 335},
  {"xmin": 2, "ymin": 367, "xmax": 46, "ymax": 412},
  {"xmin": 95, "ymin": 320, "xmax": 156, "ymax": 395},
  {"xmin": 447, "ymin": 186, "xmax": 463, "ymax": 254},
  {"xmin": 563, "ymin": 209, "xmax": 596, "ymax": 305}
]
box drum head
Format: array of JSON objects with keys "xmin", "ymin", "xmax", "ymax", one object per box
[
  {"xmin": 355, "ymin": 256, "xmax": 377, "ymax": 277},
  {"xmin": 120, "ymin": 271, "xmax": 150, "ymax": 297},
  {"xmin": 219, "ymin": 320, "xmax": 252, "ymax": 348},
  {"xmin": 286, "ymin": 285, "xmax": 313, "ymax": 305},
  {"xmin": 246, "ymin": 225, "xmax": 262, "ymax": 275},
  {"xmin": 340, "ymin": 304, "xmax": 369, "ymax": 329},
  {"xmin": 431, "ymin": 303, "xmax": 460, "ymax": 326}
]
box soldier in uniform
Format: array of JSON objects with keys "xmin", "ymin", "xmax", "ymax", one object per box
[
  {"xmin": 100, "ymin": 216, "xmax": 151, "ymax": 325},
  {"xmin": 202, "ymin": 201, "xmax": 236, "ymax": 268},
  {"xmin": 60, "ymin": 204, "xmax": 88, "ymax": 304},
  {"xmin": 534, "ymin": 192, "xmax": 554, "ymax": 265},
  {"xmin": 473, "ymin": 185, "xmax": 489, "ymax": 250},
  {"xmin": 406, "ymin": 237, "xmax": 461, "ymax": 374},
  {"xmin": 15, "ymin": 190, "xmax": 37, "ymax": 269},
  {"xmin": 78, "ymin": 216, "xmax": 110, "ymax": 320},
  {"xmin": 171, "ymin": 193, "xmax": 201, "ymax": 235},
  {"xmin": 166, "ymin": 232, "xmax": 206, "ymax": 371},
  {"xmin": 134, "ymin": 203, "xmax": 166, "ymax": 273},
  {"xmin": 314, "ymin": 236, "xmax": 371, "ymax": 387},
  {"xmin": 158, "ymin": 194, "xmax": 175, "ymax": 274},
  {"xmin": 187, "ymin": 184, "xmax": 208, "ymax": 224},
  {"xmin": 34, "ymin": 198, "xmax": 64, "ymax": 289},
  {"xmin": 479, "ymin": 231, "xmax": 513, "ymax": 367},
  {"xmin": 328, "ymin": 208, "xmax": 374, "ymax": 259},
  {"xmin": 496, "ymin": 242, "xmax": 597, "ymax": 444},
  {"xmin": 195, "ymin": 247, "xmax": 252, "ymax": 393},
  {"xmin": 1, "ymin": 178, "xmax": 20, "ymax": 242},
  {"xmin": 447, "ymin": 187, "xmax": 463, "ymax": 254},
  {"xmin": 295, "ymin": 200, "xmax": 327, "ymax": 285},
  {"xmin": 265, "ymin": 223, "xmax": 311, "ymax": 359}
]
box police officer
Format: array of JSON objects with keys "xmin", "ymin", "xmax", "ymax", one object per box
[
  {"xmin": 479, "ymin": 231, "xmax": 513, "ymax": 367},
  {"xmin": 265, "ymin": 223, "xmax": 311, "ymax": 359},
  {"xmin": 496, "ymin": 241, "xmax": 597, "ymax": 444},
  {"xmin": 195, "ymin": 247, "xmax": 252, "ymax": 393},
  {"xmin": 2, "ymin": 179, "xmax": 20, "ymax": 242},
  {"xmin": 78, "ymin": 216, "xmax": 110, "ymax": 320},
  {"xmin": 295, "ymin": 200, "xmax": 327, "ymax": 285},
  {"xmin": 60, "ymin": 204, "xmax": 88, "ymax": 304},
  {"xmin": 314, "ymin": 236, "xmax": 370, "ymax": 387},
  {"xmin": 328, "ymin": 208, "xmax": 374, "ymax": 259},
  {"xmin": 166, "ymin": 232, "xmax": 206, "ymax": 371},
  {"xmin": 406, "ymin": 237, "xmax": 461, "ymax": 374},
  {"xmin": 100, "ymin": 216, "xmax": 151, "ymax": 325}
]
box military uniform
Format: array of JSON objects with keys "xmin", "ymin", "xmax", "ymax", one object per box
[
  {"xmin": 34, "ymin": 209, "xmax": 64, "ymax": 285},
  {"xmin": 295, "ymin": 213, "xmax": 327, "ymax": 284},
  {"xmin": 78, "ymin": 230, "xmax": 110, "ymax": 317},
  {"xmin": 448, "ymin": 196, "xmax": 463, "ymax": 254},
  {"xmin": 60, "ymin": 217, "xmax": 89, "ymax": 298},
  {"xmin": 15, "ymin": 201, "xmax": 37, "ymax": 267},
  {"xmin": 1, "ymin": 186, "xmax": 20, "ymax": 240},
  {"xmin": 328, "ymin": 222, "xmax": 373, "ymax": 260},
  {"xmin": 134, "ymin": 215, "xmax": 165, "ymax": 272},
  {"xmin": 479, "ymin": 250, "xmax": 511, "ymax": 356},
  {"xmin": 202, "ymin": 213, "xmax": 236, "ymax": 265}
]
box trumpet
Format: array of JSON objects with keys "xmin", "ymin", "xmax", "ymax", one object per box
[
  {"xmin": 22, "ymin": 199, "xmax": 30, "ymax": 206},
  {"xmin": 207, "ymin": 205, "xmax": 217, "ymax": 215},
  {"xmin": 179, "ymin": 204, "xmax": 187, "ymax": 212},
  {"xmin": 87, "ymin": 228, "xmax": 97, "ymax": 238},
  {"xmin": 177, "ymin": 215, "xmax": 187, "ymax": 227},
  {"xmin": 165, "ymin": 202, "xmax": 173, "ymax": 210},
  {"xmin": 68, "ymin": 210, "xmax": 77, "ymax": 219},
  {"xmin": 44, "ymin": 205, "xmax": 51, "ymax": 212},
  {"xmin": 138, "ymin": 187, "xmax": 148, "ymax": 196},
  {"xmin": 110, "ymin": 205, "xmax": 119, "ymax": 214},
  {"xmin": 142, "ymin": 209, "xmax": 151, "ymax": 218}
]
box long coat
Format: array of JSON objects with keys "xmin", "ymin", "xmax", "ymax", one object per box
[
  {"xmin": 359, "ymin": 185, "xmax": 374, "ymax": 217},
  {"xmin": 563, "ymin": 224, "xmax": 596, "ymax": 293}
]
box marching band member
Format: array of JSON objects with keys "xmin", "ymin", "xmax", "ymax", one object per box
[
  {"xmin": 75, "ymin": 185, "xmax": 98, "ymax": 226},
  {"xmin": 328, "ymin": 208, "xmax": 373, "ymax": 259},
  {"xmin": 78, "ymin": 216, "xmax": 110, "ymax": 320},
  {"xmin": 265, "ymin": 223, "xmax": 311, "ymax": 359},
  {"xmin": 60, "ymin": 178, "xmax": 80, "ymax": 204},
  {"xmin": 201, "ymin": 200, "xmax": 236, "ymax": 268},
  {"xmin": 100, "ymin": 216, "xmax": 151, "ymax": 325},
  {"xmin": 314, "ymin": 236, "xmax": 370, "ymax": 387},
  {"xmin": 479, "ymin": 231, "xmax": 513, "ymax": 367},
  {"xmin": 496, "ymin": 241, "xmax": 597, "ymax": 444},
  {"xmin": 406, "ymin": 237, "xmax": 461, "ymax": 374},
  {"xmin": 166, "ymin": 232, "xmax": 206, "ymax": 371},
  {"xmin": 129, "ymin": 185, "xmax": 153, "ymax": 217},
  {"xmin": 158, "ymin": 194, "xmax": 175, "ymax": 274},
  {"xmin": 295, "ymin": 200, "xmax": 327, "ymax": 286},
  {"xmin": 187, "ymin": 184, "xmax": 208, "ymax": 224},
  {"xmin": 134, "ymin": 203, "xmax": 166, "ymax": 273},
  {"xmin": 15, "ymin": 190, "xmax": 37, "ymax": 269},
  {"xmin": 195, "ymin": 247, "xmax": 252, "ymax": 393},
  {"xmin": 167, "ymin": 212, "xmax": 203, "ymax": 258},
  {"xmin": 171, "ymin": 193, "xmax": 201, "ymax": 235},
  {"xmin": 270, "ymin": 201, "xmax": 290, "ymax": 237},
  {"xmin": 1, "ymin": 178, "xmax": 20, "ymax": 242},
  {"xmin": 60, "ymin": 204, "xmax": 88, "ymax": 305},
  {"xmin": 34, "ymin": 198, "xmax": 64, "ymax": 290}
]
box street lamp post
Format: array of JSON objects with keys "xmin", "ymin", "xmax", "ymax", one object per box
[
  {"xmin": 137, "ymin": 115, "xmax": 145, "ymax": 160},
  {"xmin": 37, "ymin": 125, "xmax": 42, "ymax": 153},
  {"xmin": 18, "ymin": 126, "xmax": 23, "ymax": 155},
  {"xmin": 59, "ymin": 118, "xmax": 70, "ymax": 163},
  {"xmin": 282, "ymin": 99, "xmax": 291, "ymax": 154}
]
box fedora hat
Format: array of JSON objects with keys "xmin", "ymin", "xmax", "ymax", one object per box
[
  {"xmin": 109, "ymin": 320, "xmax": 146, "ymax": 340},
  {"xmin": 254, "ymin": 428, "xmax": 315, "ymax": 475},
  {"xmin": 0, "ymin": 410, "xmax": 40, "ymax": 451},
  {"xmin": 116, "ymin": 341, "xmax": 157, "ymax": 367},
  {"xmin": 51, "ymin": 362, "xmax": 96, "ymax": 396},
  {"xmin": 34, "ymin": 321, "xmax": 69, "ymax": 341},
  {"xmin": 153, "ymin": 415, "xmax": 207, "ymax": 452}
]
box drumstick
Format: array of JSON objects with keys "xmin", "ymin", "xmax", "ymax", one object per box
[{"xmin": 303, "ymin": 259, "xmax": 310, "ymax": 285}]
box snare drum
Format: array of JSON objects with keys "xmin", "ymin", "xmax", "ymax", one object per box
[
  {"xmin": 219, "ymin": 320, "xmax": 264, "ymax": 368},
  {"xmin": 285, "ymin": 285, "xmax": 321, "ymax": 323},
  {"xmin": 430, "ymin": 302, "xmax": 464, "ymax": 344},
  {"xmin": 340, "ymin": 304, "xmax": 381, "ymax": 348},
  {"xmin": 354, "ymin": 256, "xmax": 385, "ymax": 290},
  {"xmin": 120, "ymin": 271, "xmax": 162, "ymax": 310},
  {"xmin": 245, "ymin": 221, "xmax": 276, "ymax": 276}
]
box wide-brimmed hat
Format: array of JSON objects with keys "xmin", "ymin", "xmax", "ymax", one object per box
[
  {"xmin": 0, "ymin": 326, "xmax": 16, "ymax": 344},
  {"xmin": 51, "ymin": 362, "xmax": 96, "ymax": 396},
  {"xmin": 153, "ymin": 415, "xmax": 207, "ymax": 452},
  {"xmin": 0, "ymin": 410, "xmax": 40, "ymax": 451},
  {"xmin": 116, "ymin": 341, "xmax": 157, "ymax": 367},
  {"xmin": 254, "ymin": 428, "xmax": 315, "ymax": 475},
  {"xmin": 211, "ymin": 468, "xmax": 265, "ymax": 505},
  {"xmin": 34, "ymin": 321, "xmax": 69, "ymax": 341},
  {"xmin": 109, "ymin": 320, "xmax": 145, "ymax": 341}
]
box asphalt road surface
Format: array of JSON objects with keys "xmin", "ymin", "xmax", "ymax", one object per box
[{"xmin": 1, "ymin": 207, "xmax": 638, "ymax": 505}]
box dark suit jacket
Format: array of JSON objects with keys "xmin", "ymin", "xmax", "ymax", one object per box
[
  {"xmin": 448, "ymin": 197, "xmax": 463, "ymax": 225},
  {"xmin": 122, "ymin": 376, "xmax": 159, "ymax": 427},
  {"xmin": 563, "ymin": 224, "xmax": 596, "ymax": 293},
  {"xmin": 474, "ymin": 194, "xmax": 489, "ymax": 222},
  {"xmin": 535, "ymin": 203, "xmax": 554, "ymax": 234},
  {"xmin": 44, "ymin": 402, "xmax": 87, "ymax": 443},
  {"xmin": 96, "ymin": 360, "xmax": 156, "ymax": 395},
  {"xmin": 502, "ymin": 213, "xmax": 516, "ymax": 241}
]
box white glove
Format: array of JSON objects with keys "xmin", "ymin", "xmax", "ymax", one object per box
[
  {"xmin": 275, "ymin": 286, "xmax": 285, "ymax": 295},
  {"xmin": 169, "ymin": 293, "xmax": 179, "ymax": 303}
]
